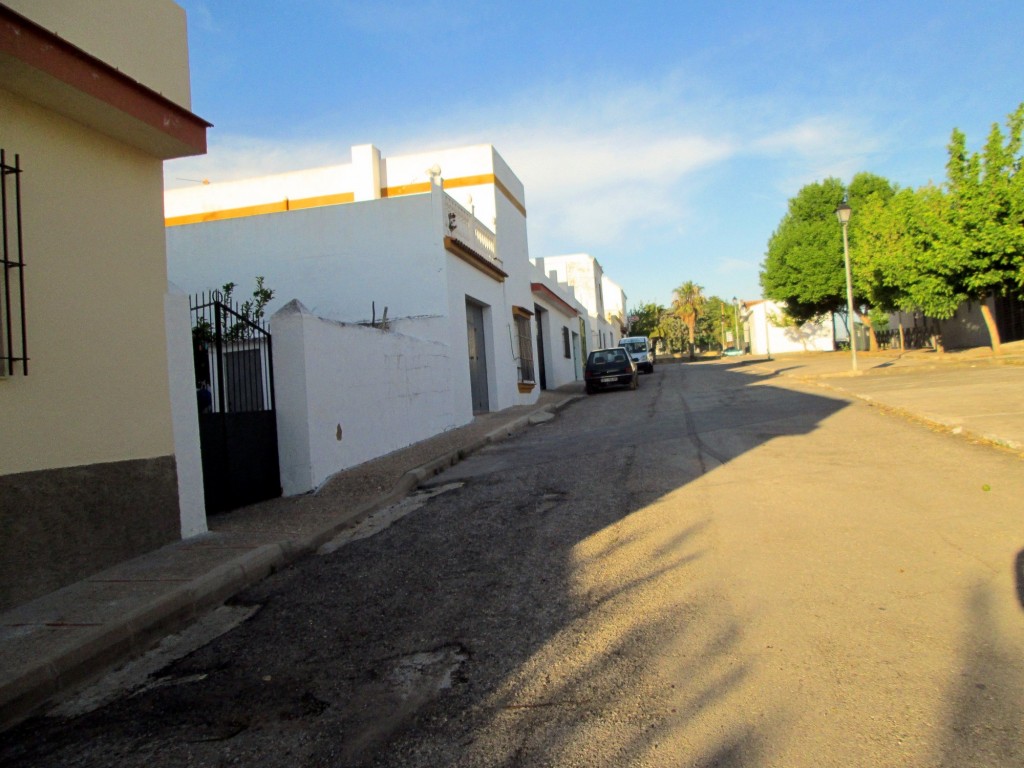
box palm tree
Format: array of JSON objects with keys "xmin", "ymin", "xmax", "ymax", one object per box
[{"xmin": 672, "ymin": 281, "xmax": 706, "ymax": 360}]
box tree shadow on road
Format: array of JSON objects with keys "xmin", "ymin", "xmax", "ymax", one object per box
[{"xmin": 0, "ymin": 364, "xmax": 846, "ymax": 767}]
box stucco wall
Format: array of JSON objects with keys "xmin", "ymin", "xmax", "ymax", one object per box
[
  {"xmin": 534, "ymin": 304, "xmax": 581, "ymax": 389},
  {"xmin": 0, "ymin": 85, "xmax": 182, "ymax": 607},
  {"xmin": 167, "ymin": 194, "xmax": 449, "ymax": 333},
  {"xmin": 165, "ymin": 285, "xmax": 207, "ymax": 537},
  {"xmin": 747, "ymin": 300, "xmax": 835, "ymax": 355},
  {"xmin": 0, "ymin": 89, "xmax": 176, "ymax": 473},
  {"xmin": 271, "ymin": 301, "xmax": 464, "ymax": 495}
]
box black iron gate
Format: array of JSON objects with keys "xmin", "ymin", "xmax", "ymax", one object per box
[{"xmin": 191, "ymin": 292, "xmax": 281, "ymax": 513}]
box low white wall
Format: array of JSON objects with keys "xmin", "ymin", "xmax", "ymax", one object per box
[
  {"xmin": 164, "ymin": 285, "xmax": 207, "ymax": 537},
  {"xmin": 748, "ymin": 301, "xmax": 834, "ymax": 354},
  {"xmin": 272, "ymin": 300, "xmax": 466, "ymax": 495}
]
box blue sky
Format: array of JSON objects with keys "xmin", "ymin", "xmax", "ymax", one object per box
[{"xmin": 166, "ymin": 0, "xmax": 1024, "ymax": 311}]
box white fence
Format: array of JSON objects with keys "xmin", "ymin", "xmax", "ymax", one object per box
[{"xmin": 271, "ymin": 299, "xmax": 467, "ymax": 495}]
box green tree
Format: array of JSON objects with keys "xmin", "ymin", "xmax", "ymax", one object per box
[
  {"xmin": 855, "ymin": 104, "xmax": 1024, "ymax": 354},
  {"xmin": 760, "ymin": 178, "xmax": 848, "ymax": 323},
  {"xmin": 854, "ymin": 185, "xmax": 963, "ymax": 338},
  {"xmin": 672, "ymin": 281, "xmax": 707, "ymax": 360},
  {"xmin": 626, "ymin": 302, "xmax": 665, "ymax": 338},
  {"xmin": 943, "ymin": 103, "xmax": 1024, "ymax": 353},
  {"xmin": 653, "ymin": 311, "xmax": 685, "ymax": 354},
  {"xmin": 761, "ymin": 173, "xmax": 895, "ymax": 347},
  {"xmin": 696, "ymin": 296, "xmax": 733, "ymax": 351}
]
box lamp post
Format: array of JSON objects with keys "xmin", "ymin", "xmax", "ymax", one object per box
[
  {"xmin": 720, "ymin": 299, "xmax": 726, "ymax": 351},
  {"xmin": 835, "ymin": 201, "xmax": 858, "ymax": 372},
  {"xmin": 732, "ymin": 296, "xmax": 741, "ymax": 353}
]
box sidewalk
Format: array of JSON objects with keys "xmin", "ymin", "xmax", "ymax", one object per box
[
  {"xmin": 736, "ymin": 344, "xmax": 1024, "ymax": 454},
  {"xmin": 0, "ymin": 385, "xmax": 585, "ymax": 731}
]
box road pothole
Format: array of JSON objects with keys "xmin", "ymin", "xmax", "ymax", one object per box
[{"xmin": 388, "ymin": 643, "xmax": 469, "ymax": 700}]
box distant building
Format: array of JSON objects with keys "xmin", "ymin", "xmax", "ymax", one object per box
[
  {"xmin": 742, "ymin": 300, "xmax": 835, "ymax": 355},
  {"xmin": 166, "ymin": 143, "xmax": 542, "ymax": 424},
  {"xmin": 534, "ymin": 254, "xmax": 625, "ymax": 350}
]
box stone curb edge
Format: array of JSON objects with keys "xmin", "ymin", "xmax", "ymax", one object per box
[
  {"xmin": 0, "ymin": 395, "xmax": 581, "ymax": 731},
  {"xmin": 802, "ymin": 379, "xmax": 1024, "ymax": 457}
]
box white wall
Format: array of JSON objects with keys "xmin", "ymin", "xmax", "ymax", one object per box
[
  {"xmin": 535, "ymin": 253, "xmax": 622, "ymax": 350},
  {"xmin": 746, "ymin": 300, "xmax": 834, "ymax": 354},
  {"xmin": 535, "ymin": 305, "xmax": 580, "ymax": 388},
  {"xmin": 528, "ymin": 259, "xmax": 586, "ymax": 389},
  {"xmin": 271, "ymin": 300, "xmax": 465, "ymax": 496},
  {"xmin": 165, "ymin": 285, "xmax": 207, "ymax": 536},
  {"xmin": 167, "ymin": 194, "xmax": 449, "ymax": 335}
]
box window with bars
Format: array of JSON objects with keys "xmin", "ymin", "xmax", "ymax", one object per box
[
  {"xmin": 562, "ymin": 326, "xmax": 571, "ymax": 358},
  {"xmin": 513, "ymin": 308, "xmax": 534, "ymax": 384},
  {"xmin": 1, "ymin": 149, "xmax": 28, "ymax": 376}
]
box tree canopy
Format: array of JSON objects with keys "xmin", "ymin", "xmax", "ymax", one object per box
[
  {"xmin": 761, "ymin": 101, "xmax": 1024, "ymax": 352},
  {"xmin": 761, "ymin": 174, "xmax": 896, "ymax": 325},
  {"xmin": 626, "ymin": 302, "xmax": 664, "ymax": 338},
  {"xmin": 672, "ymin": 281, "xmax": 707, "ymax": 359}
]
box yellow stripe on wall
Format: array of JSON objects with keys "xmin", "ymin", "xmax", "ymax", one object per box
[
  {"xmin": 380, "ymin": 182, "xmax": 432, "ymax": 197},
  {"xmin": 166, "ymin": 200, "xmax": 289, "ymax": 227},
  {"xmin": 287, "ymin": 191, "xmax": 356, "ymax": 211},
  {"xmin": 165, "ymin": 174, "xmax": 526, "ymax": 226},
  {"xmin": 165, "ymin": 192, "xmax": 356, "ymax": 227}
]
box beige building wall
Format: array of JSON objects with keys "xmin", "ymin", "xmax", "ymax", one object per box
[
  {"xmin": 0, "ymin": 91, "xmax": 176, "ymax": 472},
  {"xmin": 3, "ymin": 0, "xmax": 192, "ymax": 108},
  {"xmin": 0, "ymin": 1, "xmax": 208, "ymax": 609}
]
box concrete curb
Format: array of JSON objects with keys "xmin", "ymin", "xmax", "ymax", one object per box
[
  {"xmin": 0, "ymin": 395, "xmax": 581, "ymax": 731},
  {"xmin": 803, "ymin": 379, "xmax": 1024, "ymax": 458},
  {"xmin": 0, "ymin": 542, "xmax": 292, "ymax": 729}
]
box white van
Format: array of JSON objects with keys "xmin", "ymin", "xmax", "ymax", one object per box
[{"xmin": 618, "ymin": 336, "xmax": 655, "ymax": 373}]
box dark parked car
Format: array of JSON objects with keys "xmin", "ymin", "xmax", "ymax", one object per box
[{"xmin": 584, "ymin": 347, "xmax": 638, "ymax": 394}]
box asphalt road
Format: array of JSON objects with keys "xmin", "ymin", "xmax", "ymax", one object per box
[{"xmin": 4, "ymin": 361, "xmax": 1023, "ymax": 767}]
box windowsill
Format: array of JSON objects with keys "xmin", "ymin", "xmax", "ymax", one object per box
[{"xmin": 518, "ymin": 382, "xmax": 536, "ymax": 393}]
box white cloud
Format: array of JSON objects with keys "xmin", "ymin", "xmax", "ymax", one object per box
[{"xmin": 165, "ymin": 136, "xmax": 352, "ymax": 189}]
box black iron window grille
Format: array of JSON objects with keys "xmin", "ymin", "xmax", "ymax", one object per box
[
  {"xmin": 0, "ymin": 149, "xmax": 28, "ymax": 376},
  {"xmin": 562, "ymin": 326, "xmax": 571, "ymax": 358}
]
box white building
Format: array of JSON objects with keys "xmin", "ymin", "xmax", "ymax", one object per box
[
  {"xmin": 166, "ymin": 144, "xmax": 560, "ymax": 492},
  {"xmin": 602, "ymin": 275, "xmax": 628, "ymax": 339},
  {"xmin": 742, "ymin": 299, "xmax": 835, "ymax": 355},
  {"xmin": 534, "ymin": 254, "xmax": 624, "ymax": 351},
  {"xmin": 528, "ymin": 260, "xmax": 590, "ymax": 388}
]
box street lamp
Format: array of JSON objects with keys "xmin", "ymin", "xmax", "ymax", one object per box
[
  {"xmin": 720, "ymin": 299, "xmax": 727, "ymax": 351},
  {"xmin": 732, "ymin": 296, "xmax": 741, "ymax": 353},
  {"xmin": 835, "ymin": 201, "xmax": 858, "ymax": 372}
]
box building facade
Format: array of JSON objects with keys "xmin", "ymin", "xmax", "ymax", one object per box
[
  {"xmin": 0, "ymin": 0, "xmax": 209, "ymax": 608},
  {"xmin": 534, "ymin": 254, "xmax": 624, "ymax": 351}
]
